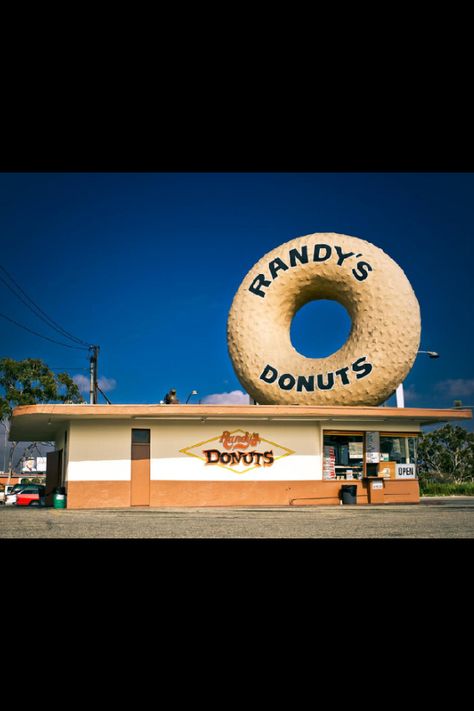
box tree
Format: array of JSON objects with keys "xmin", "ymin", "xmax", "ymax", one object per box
[
  {"xmin": 0, "ymin": 358, "xmax": 84, "ymax": 474},
  {"xmin": 417, "ymin": 424, "xmax": 474, "ymax": 484},
  {"xmin": 0, "ymin": 357, "xmax": 83, "ymax": 419}
]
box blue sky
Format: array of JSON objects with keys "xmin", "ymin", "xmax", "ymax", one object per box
[{"xmin": 1, "ymin": 173, "xmax": 473, "ymax": 437}]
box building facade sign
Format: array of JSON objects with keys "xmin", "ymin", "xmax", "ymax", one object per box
[
  {"xmin": 179, "ymin": 429, "xmax": 295, "ymax": 475},
  {"xmin": 227, "ymin": 232, "xmax": 421, "ymax": 407}
]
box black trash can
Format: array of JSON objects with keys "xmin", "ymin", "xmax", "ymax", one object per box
[{"xmin": 340, "ymin": 484, "xmax": 357, "ymax": 505}]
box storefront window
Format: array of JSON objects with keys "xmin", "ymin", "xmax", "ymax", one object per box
[
  {"xmin": 323, "ymin": 432, "xmax": 364, "ymax": 480},
  {"xmin": 380, "ymin": 434, "xmax": 418, "ymax": 464},
  {"xmin": 323, "ymin": 431, "xmax": 419, "ymax": 481}
]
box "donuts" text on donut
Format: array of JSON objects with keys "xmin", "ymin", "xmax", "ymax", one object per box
[{"xmin": 259, "ymin": 356, "xmax": 373, "ymax": 392}]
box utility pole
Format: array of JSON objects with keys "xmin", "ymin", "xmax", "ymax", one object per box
[
  {"xmin": 88, "ymin": 344, "xmax": 111, "ymax": 404},
  {"xmin": 89, "ymin": 345, "xmax": 99, "ymax": 404}
]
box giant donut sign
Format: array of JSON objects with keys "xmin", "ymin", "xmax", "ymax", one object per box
[{"xmin": 227, "ymin": 233, "xmax": 421, "ymax": 406}]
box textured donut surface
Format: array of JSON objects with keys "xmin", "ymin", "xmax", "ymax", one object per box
[{"xmin": 227, "ymin": 232, "xmax": 421, "ymax": 406}]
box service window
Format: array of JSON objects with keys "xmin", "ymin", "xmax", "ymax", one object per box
[
  {"xmin": 323, "ymin": 432, "xmax": 364, "ymax": 480},
  {"xmin": 380, "ymin": 434, "xmax": 418, "ymax": 464}
]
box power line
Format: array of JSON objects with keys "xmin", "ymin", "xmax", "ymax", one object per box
[
  {"xmin": 0, "ymin": 263, "xmax": 90, "ymax": 347},
  {"xmin": 0, "ymin": 310, "xmax": 89, "ymax": 350},
  {"xmin": 0, "ymin": 271, "xmax": 83, "ymax": 344},
  {"xmin": 0, "ymin": 265, "xmax": 89, "ymax": 346}
]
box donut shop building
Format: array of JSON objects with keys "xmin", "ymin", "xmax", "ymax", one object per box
[
  {"xmin": 9, "ymin": 403, "xmax": 472, "ymax": 508},
  {"xmin": 9, "ymin": 231, "xmax": 473, "ymax": 507}
]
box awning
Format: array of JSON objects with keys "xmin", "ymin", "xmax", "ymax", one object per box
[{"xmin": 9, "ymin": 403, "xmax": 473, "ymax": 442}]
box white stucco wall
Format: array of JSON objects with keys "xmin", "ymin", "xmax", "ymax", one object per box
[
  {"xmin": 149, "ymin": 421, "xmax": 321, "ymax": 481},
  {"xmin": 321, "ymin": 422, "xmax": 421, "ymax": 433},
  {"xmin": 67, "ymin": 420, "xmax": 132, "ymax": 481},
  {"xmin": 65, "ymin": 418, "xmax": 422, "ymax": 483},
  {"xmin": 66, "ymin": 419, "xmax": 322, "ymax": 481}
]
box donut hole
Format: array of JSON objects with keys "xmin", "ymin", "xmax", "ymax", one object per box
[{"xmin": 290, "ymin": 299, "xmax": 352, "ymax": 359}]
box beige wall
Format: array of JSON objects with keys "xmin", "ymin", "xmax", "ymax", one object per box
[
  {"xmin": 150, "ymin": 420, "xmax": 320, "ymax": 481},
  {"xmin": 321, "ymin": 422, "xmax": 421, "ymax": 433},
  {"xmin": 67, "ymin": 420, "xmax": 132, "ymax": 481},
  {"xmin": 66, "ymin": 419, "xmax": 321, "ymax": 482},
  {"xmin": 65, "ymin": 418, "xmax": 422, "ymax": 485}
]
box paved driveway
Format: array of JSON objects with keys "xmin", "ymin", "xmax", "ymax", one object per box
[{"xmin": 1, "ymin": 497, "xmax": 473, "ymax": 538}]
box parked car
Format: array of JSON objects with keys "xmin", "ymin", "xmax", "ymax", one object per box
[
  {"xmin": 0, "ymin": 484, "xmax": 5, "ymax": 504},
  {"xmin": 4, "ymin": 483, "xmax": 25, "ymax": 505},
  {"xmin": 16, "ymin": 484, "xmax": 46, "ymax": 507}
]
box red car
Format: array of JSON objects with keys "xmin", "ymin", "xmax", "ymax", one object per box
[{"xmin": 16, "ymin": 484, "xmax": 46, "ymax": 507}]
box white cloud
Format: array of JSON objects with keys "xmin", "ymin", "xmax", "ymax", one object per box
[
  {"xmin": 201, "ymin": 390, "xmax": 250, "ymax": 405},
  {"xmin": 435, "ymin": 379, "xmax": 474, "ymax": 398},
  {"xmin": 72, "ymin": 375, "xmax": 89, "ymax": 393},
  {"xmin": 73, "ymin": 374, "xmax": 117, "ymax": 394},
  {"xmin": 403, "ymin": 384, "xmax": 419, "ymax": 403},
  {"xmin": 98, "ymin": 377, "xmax": 117, "ymax": 392}
]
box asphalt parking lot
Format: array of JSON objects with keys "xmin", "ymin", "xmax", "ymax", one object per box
[{"xmin": 1, "ymin": 497, "xmax": 474, "ymax": 538}]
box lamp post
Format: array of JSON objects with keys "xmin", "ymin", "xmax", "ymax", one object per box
[
  {"xmin": 395, "ymin": 350, "xmax": 440, "ymax": 408},
  {"xmin": 186, "ymin": 390, "xmax": 198, "ymax": 404}
]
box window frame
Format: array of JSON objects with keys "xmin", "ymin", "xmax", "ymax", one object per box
[
  {"xmin": 131, "ymin": 428, "xmax": 151, "ymax": 445},
  {"xmin": 322, "ymin": 430, "xmax": 366, "ymax": 480},
  {"xmin": 379, "ymin": 432, "xmax": 419, "ymax": 465}
]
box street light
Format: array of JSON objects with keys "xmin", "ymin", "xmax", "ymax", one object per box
[
  {"xmin": 186, "ymin": 390, "xmax": 198, "ymax": 404},
  {"xmin": 395, "ymin": 349, "xmax": 440, "ymax": 407}
]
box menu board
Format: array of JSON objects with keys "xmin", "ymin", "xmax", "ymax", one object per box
[
  {"xmin": 349, "ymin": 441, "xmax": 363, "ymax": 459},
  {"xmin": 365, "ymin": 431, "xmax": 380, "ymax": 463}
]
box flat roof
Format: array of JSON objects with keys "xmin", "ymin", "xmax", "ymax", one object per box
[{"xmin": 9, "ymin": 403, "xmax": 473, "ymax": 441}]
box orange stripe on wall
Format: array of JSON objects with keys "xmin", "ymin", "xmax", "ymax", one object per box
[
  {"xmin": 65, "ymin": 479, "xmax": 419, "ymax": 508},
  {"xmin": 67, "ymin": 481, "xmax": 131, "ymax": 508},
  {"xmin": 150, "ymin": 480, "xmax": 355, "ymax": 506}
]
